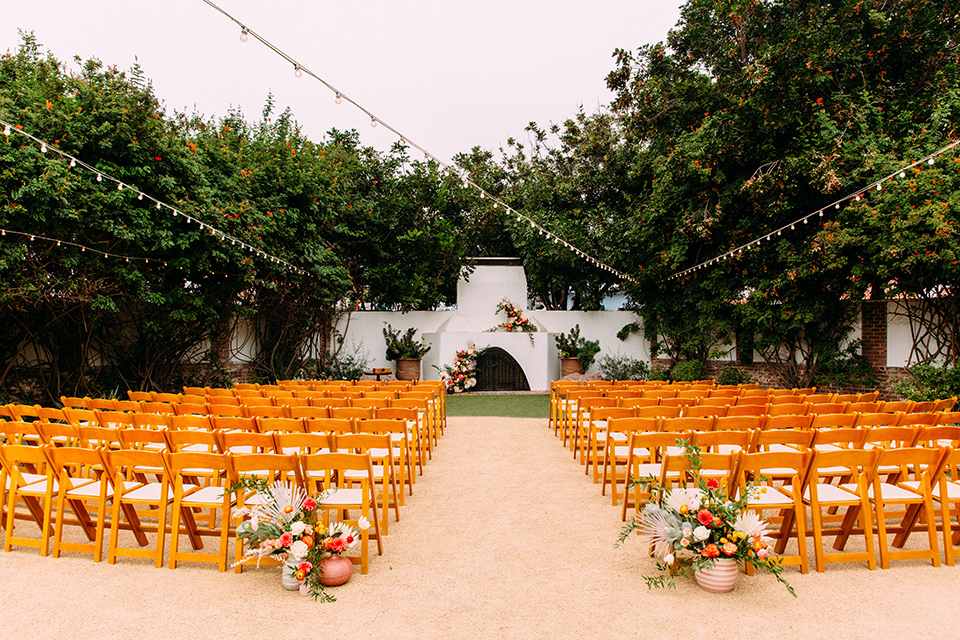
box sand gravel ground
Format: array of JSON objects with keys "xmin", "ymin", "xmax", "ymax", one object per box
[{"xmin": 2, "ymin": 416, "xmax": 959, "ymax": 639}]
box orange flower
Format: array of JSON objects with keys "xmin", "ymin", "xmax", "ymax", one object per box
[{"xmin": 702, "ymin": 544, "xmax": 720, "ymax": 558}]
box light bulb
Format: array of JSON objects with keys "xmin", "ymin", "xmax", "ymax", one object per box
[
  {"xmin": 335, "ymin": 93, "xmax": 342, "ymax": 105},
  {"xmin": 294, "ymin": 65, "xmax": 302, "ymax": 77},
  {"xmin": 118, "ymin": 183, "xmax": 123, "ymax": 191},
  {"xmin": 876, "ymin": 183, "xmax": 882, "ymax": 191},
  {"xmin": 371, "ymin": 118, "xmax": 377, "ymax": 128},
  {"xmin": 40, "ymin": 144, "xmax": 47, "ymax": 153},
  {"xmin": 240, "ymin": 28, "xmax": 249, "ymax": 42},
  {"xmin": 138, "ymin": 193, "xmax": 143, "ymax": 200},
  {"xmin": 900, "ymin": 171, "xmax": 906, "ymax": 178},
  {"xmin": 156, "ymin": 202, "xmax": 161, "ymax": 209},
  {"xmin": 96, "ymin": 174, "xmax": 102, "ymax": 182},
  {"xmin": 69, "ymin": 158, "xmax": 76, "ymax": 168},
  {"xmin": 928, "ymin": 158, "xmax": 935, "ymax": 165},
  {"xmin": 2, "ymin": 124, "xmax": 10, "ymax": 136}
]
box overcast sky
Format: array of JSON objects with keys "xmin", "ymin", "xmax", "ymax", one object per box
[{"xmin": 2, "ymin": 0, "xmax": 684, "ymax": 163}]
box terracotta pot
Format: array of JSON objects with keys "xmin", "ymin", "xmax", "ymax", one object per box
[
  {"xmin": 319, "ymin": 554, "xmax": 354, "ymax": 586},
  {"xmin": 559, "ymin": 357, "xmax": 584, "ymax": 377},
  {"xmin": 694, "ymin": 557, "xmax": 739, "ymax": 593},
  {"xmin": 396, "ymin": 358, "xmax": 422, "ymax": 381}
]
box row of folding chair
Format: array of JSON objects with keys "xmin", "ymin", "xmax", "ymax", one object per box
[
  {"xmin": 601, "ymin": 421, "xmax": 960, "ymax": 504},
  {"xmin": 616, "ymin": 436, "xmax": 959, "ymax": 574},
  {"xmin": 573, "ymin": 405, "xmax": 960, "ymax": 475},
  {"xmin": 0, "ymin": 445, "xmax": 388, "ymax": 575}
]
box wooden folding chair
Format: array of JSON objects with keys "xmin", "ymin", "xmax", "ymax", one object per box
[
  {"xmin": 377, "ymin": 407, "xmax": 425, "ymax": 478},
  {"xmin": 224, "ymin": 452, "xmax": 302, "ymax": 573},
  {"xmin": 299, "ymin": 451, "xmax": 383, "ymax": 574},
  {"xmin": 860, "ymin": 447, "xmax": 946, "ymax": 569},
  {"xmin": 45, "ymin": 445, "xmax": 110, "ymax": 561},
  {"xmin": 798, "ymin": 448, "xmax": 879, "ymax": 572},
  {"xmin": 354, "ymin": 418, "xmax": 413, "ymax": 499},
  {"xmin": 600, "ymin": 417, "xmax": 660, "ymax": 506},
  {"xmin": 582, "ymin": 406, "xmax": 635, "ymax": 482},
  {"xmin": 333, "ymin": 432, "xmax": 401, "ymax": 533},
  {"xmin": 101, "ymin": 449, "xmax": 183, "ymax": 567},
  {"xmin": 0, "ymin": 444, "xmax": 55, "ymax": 555},
  {"xmin": 165, "ymin": 451, "xmax": 235, "ymax": 571},
  {"xmin": 734, "ymin": 449, "xmax": 809, "ymax": 574}
]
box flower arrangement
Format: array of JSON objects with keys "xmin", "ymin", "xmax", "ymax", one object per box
[
  {"xmin": 492, "ymin": 297, "xmax": 536, "ymax": 333},
  {"xmin": 436, "ymin": 343, "xmax": 488, "ymax": 393},
  {"xmin": 232, "ymin": 478, "xmax": 370, "ymax": 602},
  {"xmin": 616, "ymin": 441, "xmax": 795, "ymax": 596}
]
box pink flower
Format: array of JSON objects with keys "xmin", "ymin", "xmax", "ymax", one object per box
[
  {"xmin": 297, "ymin": 561, "xmax": 313, "ymax": 575},
  {"xmin": 302, "ymin": 497, "xmax": 317, "ymax": 511},
  {"xmin": 280, "ymin": 532, "xmax": 293, "ymax": 547},
  {"xmin": 697, "ymin": 509, "xmax": 714, "ymax": 526},
  {"xmin": 722, "ymin": 542, "xmax": 737, "ymax": 556},
  {"xmin": 757, "ymin": 548, "xmax": 769, "ymax": 560}
]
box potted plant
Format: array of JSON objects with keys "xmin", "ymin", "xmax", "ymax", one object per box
[
  {"xmin": 383, "ymin": 324, "xmax": 431, "ymax": 381},
  {"xmin": 554, "ymin": 324, "xmax": 600, "ymax": 377}
]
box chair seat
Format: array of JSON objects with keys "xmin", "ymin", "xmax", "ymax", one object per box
[
  {"xmin": 748, "ymin": 486, "xmax": 794, "ymax": 506},
  {"xmin": 902, "ymin": 480, "xmax": 960, "ymax": 500},
  {"xmin": 344, "ymin": 468, "xmax": 386, "ymax": 481},
  {"xmin": 321, "ymin": 488, "xmax": 365, "ymax": 506},
  {"xmin": 804, "ymin": 483, "xmax": 861, "ymax": 503},
  {"xmin": 125, "ymin": 482, "xmax": 176, "ymax": 502},
  {"xmin": 843, "ymin": 482, "xmax": 921, "ymax": 502},
  {"xmin": 181, "ymin": 485, "xmax": 232, "ymax": 507},
  {"xmin": 65, "ymin": 478, "xmax": 114, "ymax": 499}
]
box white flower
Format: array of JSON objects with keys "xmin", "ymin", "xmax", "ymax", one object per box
[
  {"xmin": 290, "ymin": 520, "xmax": 306, "ymax": 536},
  {"xmin": 693, "ymin": 525, "xmax": 710, "ymax": 541},
  {"xmin": 734, "ymin": 511, "xmax": 772, "ymax": 543},
  {"xmin": 637, "ymin": 504, "xmax": 682, "ymax": 559},
  {"xmin": 664, "ymin": 553, "xmax": 675, "ymax": 565},
  {"xmin": 664, "ymin": 487, "xmax": 702, "ymax": 514},
  {"xmin": 290, "ymin": 540, "xmax": 308, "ymax": 559},
  {"xmin": 358, "ymin": 516, "xmax": 371, "ymax": 531}
]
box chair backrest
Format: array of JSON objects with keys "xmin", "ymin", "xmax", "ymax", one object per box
[
  {"xmin": 767, "ymin": 403, "xmax": 809, "ymax": 416},
  {"xmin": 846, "ymin": 401, "xmax": 882, "ymax": 414},
  {"xmin": 59, "ymin": 396, "xmax": 90, "ymax": 409},
  {"xmin": 691, "ymin": 430, "xmax": 750, "ymax": 453},
  {"xmin": 635, "ymin": 406, "xmax": 682, "ymax": 419},
  {"xmin": 117, "ymin": 428, "xmax": 168, "ymax": 450},
  {"xmin": 330, "ymin": 407, "xmax": 376, "ymax": 421},
  {"xmin": 659, "ymin": 416, "xmax": 714, "ymax": 433},
  {"xmin": 173, "ymin": 403, "xmax": 209, "ymax": 417},
  {"xmin": 854, "ymin": 412, "xmax": 904, "ymax": 428},
  {"xmin": 809, "ymin": 413, "xmax": 858, "ymax": 430},
  {"xmin": 226, "ymin": 452, "xmax": 302, "ymax": 487},
  {"xmin": 63, "ymin": 407, "xmax": 100, "ymax": 427},
  {"xmin": 165, "ymin": 428, "xmax": 220, "ymax": 453},
  {"xmin": 256, "ymin": 417, "xmax": 305, "ymax": 434},
  {"xmin": 182, "ymin": 387, "xmax": 207, "ymax": 396},
  {"xmin": 811, "ymin": 427, "xmax": 866, "ymax": 449},
  {"xmin": 762, "ymin": 414, "xmax": 814, "ymax": 432},
  {"xmin": 287, "ymin": 406, "xmax": 330, "ymax": 420},
  {"xmin": 216, "ymin": 430, "xmax": 277, "ymax": 454},
  {"xmin": 245, "ymin": 405, "xmax": 287, "ymax": 420},
  {"xmin": 351, "ymin": 398, "xmax": 390, "ymax": 409},
  {"xmin": 859, "ymin": 425, "xmax": 919, "ymax": 449},
  {"xmin": 304, "ymin": 417, "xmax": 355, "ymax": 434},
  {"xmin": 880, "ymin": 400, "xmax": 915, "ymax": 414},
  {"xmin": 179, "ymin": 394, "xmax": 207, "ymax": 405},
  {"xmin": 0, "ymin": 420, "xmax": 41, "ymax": 445},
  {"xmin": 94, "ymin": 410, "xmax": 136, "ymax": 430},
  {"xmin": 273, "ymin": 431, "xmax": 332, "ymax": 455},
  {"xmin": 916, "ymin": 425, "xmax": 960, "ymax": 448},
  {"xmin": 805, "ymin": 394, "xmax": 836, "ymax": 405},
  {"xmin": 132, "ymin": 412, "xmax": 172, "ymax": 430},
  {"xmin": 685, "ymin": 405, "xmax": 728, "ymax": 418},
  {"xmin": 660, "ymin": 450, "xmax": 737, "ymax": 488},
  {"xmin": 78, "ymin": 425, "xmax": 121, "ymax": 449},
  {"xmin": 714, "ymin": 415, "xmax": 764, "ymax": 432},
  {"xmin": 619, "ymin": 397, "xmax": 660, "ymax": 409},
  {"xmin": 750, "ymin": 428, "xmax": 814, "ymax": 452},
  {"xmin": 128, "ymin": 391, "xmax": 153, "ymax": 402},
  {"xmin": 36, "ymin": 421, "xmax": 81, "ymax": 446},
  {"xmin": 937, "ymin": 412, "xmax": 960, "ymax": 426},
  {"xmin": 726, "ymin": 404, "xmax": 768, "ymax": 417},
  {"xmin": 153, "ymin": 392, "xmax": 181, "ymax": 403}
]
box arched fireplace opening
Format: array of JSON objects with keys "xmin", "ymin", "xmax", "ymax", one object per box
[{"xmin": 474, "ymin": 347, "xmax": 530, "ymax": 391}]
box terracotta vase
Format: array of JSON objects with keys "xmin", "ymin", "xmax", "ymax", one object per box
[
  {"xmin": 559, "ymin": 357, "xmax": 584, "ymax": 377},
  {"xmin": 694, "ymin": 557, "xmax": 739, "ymax": 593},
  {"xmin": 319, "ymin": 554, "xmax": 354, "ymax": 586},
  {"xmin": 395, "ymin": 358, "xmax": 422, "ymax": 382}
]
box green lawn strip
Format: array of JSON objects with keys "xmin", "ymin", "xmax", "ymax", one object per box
[{"xmin": 445, "ymin": 393, "xmax": 549, "ymax": 418}]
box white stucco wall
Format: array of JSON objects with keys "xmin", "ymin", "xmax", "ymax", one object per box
[{"xmin": 328, "ymin": 264, "xmax": 647, "ymax": 391}]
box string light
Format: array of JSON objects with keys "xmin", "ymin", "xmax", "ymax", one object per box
[
  {"xmin": 200, "ymin": 0, "xmax": 635, "ymax": 284},
  {"xmin": 239, "ymin": 28, "xmax": 249, "ymax": 42},
  {"xmin": 0, "ymin": 117, "xmax": 307, "ymax": 277},
  {"xmin": 294, "ymin": 65, "xmax": 302, "ymax": 78},
  {"xmin": 664, "ymin": 139, "xmax": 959, "ymax": 281}
]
